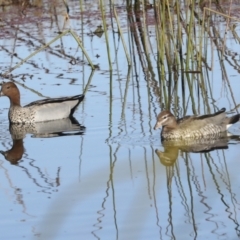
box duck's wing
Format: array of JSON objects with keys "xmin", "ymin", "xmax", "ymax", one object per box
[
  {"xmin": 178, "ymin": 108, "xmax": 227, "ymax": 131},
  {"xmin": 195, "ymin": 108, "xmax": 226, "ymax": 120},
  {"xmin": 177, "ymin": 115, "xmax": 191, "ymax": 124},
  {"xmin": 24, "ymin": 94, "xmax": 84, "ymax": 107},
  {"xmin": 25, "ymin": 94, "xmax": 84, "ymax": 117},
  {"xmin": 23, "ymin": 95, "xmax": 84, "ymax": 122}
]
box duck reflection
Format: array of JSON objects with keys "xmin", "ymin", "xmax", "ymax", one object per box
[
  {"xmin": 155, "ymin": 134, "xmax": 240, "ymax": 167},
  {"xmin": 0, "ymin": 117, "xmax": 85, "ymax": 164},
  {"xmin": 0, "ymin": 139, "xmax": 24, "ymax": 164}
]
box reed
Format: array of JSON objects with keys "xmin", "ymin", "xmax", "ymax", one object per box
[
  {"xmin": 112, "ymin": 3, "xmax": 132, "ymax": 66},
  {"xmin": 2, "ymin": 0, "xmax": 240, "ymax": 119},
  {"xmin": 2, "ymin": 29, "xmax": 95, "ymax": 76},
  {"xmin": 99, "ymin": 0, "xmax": 112, "ymax": 70}
]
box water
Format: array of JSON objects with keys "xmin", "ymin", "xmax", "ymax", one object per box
[{"xmin": 0, "ymin": 1, "xmax": 240, "ymax": 239}]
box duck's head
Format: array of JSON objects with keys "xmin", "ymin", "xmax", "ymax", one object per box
[
  {"xmin": 154, "ymin": 111, "xmax": 177, "ymax": 130},
  {"xmin": 0, "ymin": 81, "xmax": 21, "ymax": 106}
]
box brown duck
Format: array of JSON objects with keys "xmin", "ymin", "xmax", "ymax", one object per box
[
  {"xmin": 154, "ymin": 108, "xmax": 240, "ymax": 140},
  {"xmin": 0, "ymin": 81, "xmax": 84, "ymax": 123}
]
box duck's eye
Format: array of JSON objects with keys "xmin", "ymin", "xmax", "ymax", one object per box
[{"xmin": 163, "ymin": 116, "xmax": 168, "ymax": 119}]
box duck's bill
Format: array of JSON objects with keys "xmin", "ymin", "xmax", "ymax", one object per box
[{"xmin": 154, "ymin": 121, "xmax": 162, "ymax": 130}]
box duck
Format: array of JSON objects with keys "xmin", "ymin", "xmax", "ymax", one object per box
[
  {"xmin": 154, "ymin": 108, "xmax": 240, "ymax": 140},
  {"xmin": 0, "ymin": 81, "xmax": 84, "ymax": 123}
]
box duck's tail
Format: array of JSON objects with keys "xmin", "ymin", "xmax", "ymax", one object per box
[
  {"xmin": 229, "ymin": 114, "xmax": 240, "ymax": 124},
  {"xmin": 226, "ymin": 113, "xmax": 240, "ymax": 129},
  {"xmin": 70, "ymin": 94, "xmax": 85, "ymax": 115}
]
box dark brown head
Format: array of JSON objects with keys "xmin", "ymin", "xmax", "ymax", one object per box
[
  {"xmin": 0, "ymin": 81, "xmax": 21, "ymax": 106},
  {"xmin": 154, "ymin": 111, "xmax": 177, "ymax": 130}
]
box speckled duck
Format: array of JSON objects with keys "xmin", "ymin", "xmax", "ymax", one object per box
[
  {"xmin": 154, "ymin": 108, "xmax": 240, "ymax": 140},
  {"xmin": 0, "ymin": 81, "xmax": 84, "ymax": 123}
]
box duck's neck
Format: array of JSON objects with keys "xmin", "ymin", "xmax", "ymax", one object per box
[
  {"xmin": 165, "ymin": 118, "xmax": 178, "ymax": 130},
  {"xmin": 9, "ymin": 90, "xmax": 21, "ymax": 107}
]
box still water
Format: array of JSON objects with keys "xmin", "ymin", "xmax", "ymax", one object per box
[{"xmin": 0, "ymin": 1, "xmax": 240, "ymax": 239}]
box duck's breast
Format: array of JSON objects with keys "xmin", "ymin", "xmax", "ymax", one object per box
[{"xmin": 9, "ymin": 106, "xmax": 32, "ymax": 123}]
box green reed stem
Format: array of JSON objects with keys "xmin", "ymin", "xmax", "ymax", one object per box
[
  {"xmin": 69, "ymin": 29, "xmax": 94, "ymax": 69},
  {"xmin": 141, "ymin": 0, "xmax": 149, "ymax": 55},
  {"xmin": 99, "ymin": 0, "xmax": 112, "ymax": 70},
  {"xmin": 121, "ymin": 66, "xmax": 131, "ymax": 119},
  {"xmin": 83, "ymin": 69, "xmax": 95, "ymax": 95},
  {"xmin": 185, "ymin": 73, "xmax": 196, "ymax": 114},
  {"xmin": 112, "ymin": 5, "xmax": 131, "ymax": 65},
  {"xmin": 62, "ymin": 0, "xmax": 69, "ymax": 14},
  {"xmin": 165, "ymin": 0, "xmax": 179, "ymax": 68},
  {"xmin": 3, "ymin": 29, "xmax": 94, "ymax": 76},
  {"xmin": 185, "ymin": 1, "xmax": 195, "ymax": 71},
  {"xmin": 3, "ymin": 30, "xmax": 70, "ymax": 75}
]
